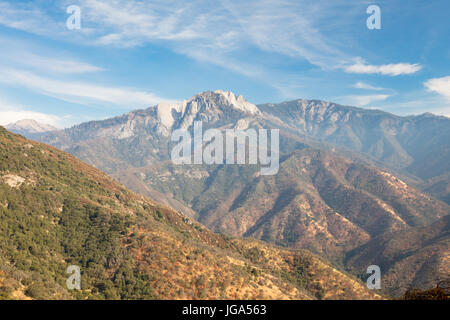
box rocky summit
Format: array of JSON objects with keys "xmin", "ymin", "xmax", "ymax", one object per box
[{"xmin": 32, "ymin": 91, "xmax": 450, "ymax": 296}]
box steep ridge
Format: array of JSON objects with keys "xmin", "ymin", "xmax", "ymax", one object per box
[
  {"xmin": 125, "ymin": 149, "xmax": 448, "ymax": 262},
  {"xmin": 39, "ymin": 91, "xmax": 266, "ymax": 173},
  {"xmin": 31, "ymin": 91, "xmax": 449, "ymax": 295},
  {"xmin": 345, "ymin": 215, "xmax": 450, "ymax": 296},
  {"xmin": 259, "ymin": 100, "xmax": 450, "ymax": 202},
  {"xmin": 37, "ymin": 92, "xmax": 450, "ymax": 205},
  {"xmin": 0, "ymin": 126, "xmax": 380, "ymax": 300}
]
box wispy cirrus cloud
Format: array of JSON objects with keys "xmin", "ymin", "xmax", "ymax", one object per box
[
  {"xmin": 0, "ymin": 1, "xmax": 58, "ymax": 35},
  {"xmin": 2, "ymin": 52, "xmax": 104, "ymax": 74},
  {"xmin": 344, "ymin": 59, "xmax": 422, "ymax": 76},
  {"xmin": 16, "ymin": 53, "xmax": 104, "ymax": 74},
  {"xmin": 0, "ymin": 36, "xmax": 104, "ymax": 74},
  {"xmin": 352, "ymin": 81, "xmax": 384, "ymax": 91},
  {"xmin": 0, "ymin": 1, "xmax": 95, "ymax": 38},
  {"xmin": 0, "ymin": 68, "xmax": 166, "ymax": 107},
  {"xmin": 0, "ymin": 0, "xmax": 410, "ymax": 77},
  {"xmin": 0, "ymin": 30, "xmax": 166, "ymax": 115},
  {"xmin": 336, "ymin": 94, "xmax": 391, "ymax": 106},
  {"xmin": 73, "ymin": 0, "xmax": 349, "ymax": 71},
  {"xmin": 0, "ymin": 0, "xmax": 434, "ymax": 111}
]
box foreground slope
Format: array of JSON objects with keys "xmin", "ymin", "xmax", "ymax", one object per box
[{"xmin": 0, "ymin": 127, "xmax": 379, "ymax": 300}]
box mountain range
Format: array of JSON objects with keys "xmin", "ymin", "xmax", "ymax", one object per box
[
  {"xmin": 8, "ymin": 90, "xmax": 450, "ymax": 296},
  {"xmin": 0, "ymin": 126, "xmax": 382, "ymax": 300},
  {"xmin": 34, "ymin": 91, "xmax": 450, "ymax": 203}
]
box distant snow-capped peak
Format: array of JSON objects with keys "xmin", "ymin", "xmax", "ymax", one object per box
[{"xmin": 5, "ymin": 119, "xmax": 57, "ymax": 134}]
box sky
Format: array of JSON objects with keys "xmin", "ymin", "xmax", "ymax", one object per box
[{"xmin": 0, "ymin": 0, "xmax": 449, "ymax": 128}]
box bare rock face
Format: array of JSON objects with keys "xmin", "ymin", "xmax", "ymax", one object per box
[
  {"xmin": 155, "ymin": 90, "xmax": 260, "ymax": 135},
  {"xmin": 1, "ymin": 174, "xmax": 26, "ymax": 188}
]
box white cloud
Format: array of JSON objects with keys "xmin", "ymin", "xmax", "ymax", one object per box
[
  {"xmin": 344, "ymin": 59, "xmax": 422, "ymax": 76},
  {"xmin": 0, "ymin": 36, "xmax": 104, "ymax": 74},
  {"xmin": 16, "ymin": 53, "xmax": 103, "ymax": 74},
  {"xmin": 353, "ymin": 81, "xmax": 384, "ymax": 91},
  {"xmin": 424, "ymin": 76, "xmax": 450, "ymax": 99},
  {"xmin": 0, "ymin": 1, "xmax": 95, "ymax": 39},
  {"xmin": 0, "ymin": 99, "xmax": 61, "ymax": 127},
  {"xmin": 0, "ymin": 68, "xmax": 165, "ymax": 107},
  {"xmin": 0, "ymin": 0, "xmax": 351, "ymax": 72},
  {"xmin": 0, "ymin": 0, "xmax": 428, "ymax": 102},
  {"xmin": 0, "ymin": 110, "xmax": 61, "ymax": 127},
  {"xmin": 338, "ymin": 94, "xmax": 390, "ymax": 106}
]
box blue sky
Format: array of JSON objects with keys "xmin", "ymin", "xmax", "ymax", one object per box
[{"xmin": 0, "ymin": 0, "xmax": 449, "ymax": 128}]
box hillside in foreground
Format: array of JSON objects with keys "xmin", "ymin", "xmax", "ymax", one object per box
[{"xmin": 0, "ymin": 127, "xmax": 380, "ymax": 300}]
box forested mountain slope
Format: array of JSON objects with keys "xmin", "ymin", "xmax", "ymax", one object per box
[{"xmin": 0, "ymin": 127, "xmax": 380, "ymax": 300}]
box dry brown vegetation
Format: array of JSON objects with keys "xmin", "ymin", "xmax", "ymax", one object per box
[{"xmin": 0, "ymin": 127, "xmax": 380, "ymax": 300}]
